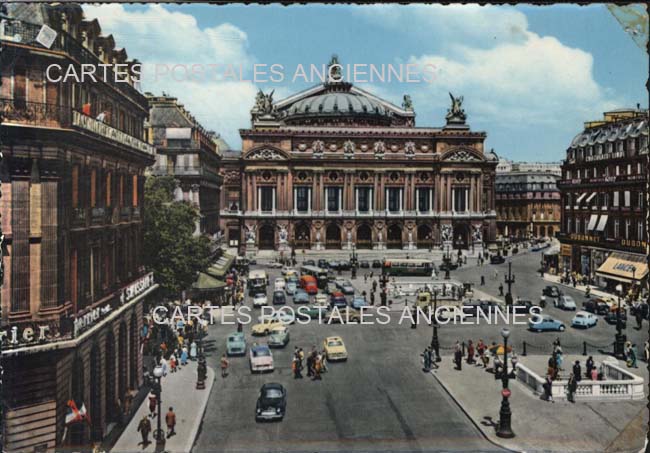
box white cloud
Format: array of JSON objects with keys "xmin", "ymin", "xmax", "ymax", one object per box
[{"xmin": 82, "ymin": 4, "xmax": 256, "ymax": 147}]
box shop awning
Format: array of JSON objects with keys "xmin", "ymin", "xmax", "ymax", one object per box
[
  {"xmin": 206, "ymin": 253, "xmax": 235, "ymax": 278},
  {"xmin": 586, "ymin": 214, "xmax": 598, "ymax": 231},
  {"xmin": 595, "ymin": 215, "xmax": 608, "ymax": 232},
  {"xmin": 575, "ymin": 192, "xmax": 587, "ymax": 207},
  {"xmin": 585, "ymin": 192, "xmax": 597, "ymax": 204},
  {"xmin": 596, "ymin": 252, "xmax": 648, "ymax": 283},
  {"xmin": 192, "ymin": 272, "xmax": 227, "ymax": 291}
]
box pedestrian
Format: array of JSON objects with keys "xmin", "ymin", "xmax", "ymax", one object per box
[
  {"xmin": 644, "ymin": 341, "xmax": 649, "ymax": 363},
  {"xmin": 467, "ymin": 340, "xmax": 475, "ymax": 364},
  {"xmin": 160, "ymin": 356, "xmax": 168, "ymax": 376},
  {"xmin": 554, "ymin": 345, "xmax": 564, "ymax": 370},
  {"xmin": 292, "ymin": 357, "xmax": 300, "ymax": 379},
  {"xmin": 480, "ymin": 275, "xmax": 485, "ymax": 286},
  {"xmin": 180, "ymin": 346, "xmax": 188, "ymax": 366},
  {"xmin": 477, "ymin": 339, "xmax": 486, "ymax": 367},
  {"xmin": 137, "ymin": 415, "xmax": 152, "ymax": 446},
  {"xmin": 148, "ymin": 391, "xmax": 157, "ymax": 418},
  {"xmin": 169, "ymin": 354, "xmax": 177, "ymax": 373},
  {"xmin": 543, "ymin": 374, "xmax": 554, "ymax": 402},
  {"xmin": 320, "ymin": 350, "xmax": 328, "ymax": 373},
  {"xmin": 498, "ymin": 284, "xmax": 504, "ymax": 296},
  {"xmin": 567, "ymin": 372, "xmax": 577, "ymax": 403},
  {"xmin": 220, "ymin": 354, "xmax": 229, "ymax": 378},
  {"xmin": 411, "ymin": 304, "xmax": 418, "ymax": 329},
  {"xmin": 454, "ymin": 341, "xmax": 462, "ymax": 370},
  {"xmin": 422, "ymin": 347, "xmax": 431, "ymax": 371},
  {"xmin": 635, "ymin": 310, "xmax": 643, "ymax": 330},
  {"xmin": 306, "ymin": 352, "xmax": 314, "ymax": 377},
  {"xmin": 372, "ymin": 279, "xmax": 377, "ymax": 292},
  {"xmin": 237, "ymin": 321, "xmax": 243, "ymax": 333},
  {"xmin": 590, "ymin": 363, "xmax": 598, "ymax": 381},
  {"xmin": 586, "ymin": 356, "xmax": 594, "ymax": 379},
  {"xmin": 625, "ymin": 341, "xmax": 638, "ymax": 368},
  {"xmin": 312, "ymin": 355, "xmax": 322, "ymax": 380},
  {"xmin": 165, "ymin": 407, "xmax": 176, "ymax": 438},
  {"xmin": 494, "ymin": 269, "xmax": 498, "ymax": 280},
  {"xmin": 364, "ymin": 273, "xmax": 368, "ymax": 283},
  {"xmin": 572, "ymin": 360, "xmax": 582, "ymax": 382}
]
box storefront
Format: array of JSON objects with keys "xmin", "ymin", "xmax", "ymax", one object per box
[{"xmin": 596, "ymin": 251, "xmax": 648, "ymax": 293}]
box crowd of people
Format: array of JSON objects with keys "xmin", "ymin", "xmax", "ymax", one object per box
[{"xmin": 291, "ymin": 346, "xmax": 328, "ymax": 380}]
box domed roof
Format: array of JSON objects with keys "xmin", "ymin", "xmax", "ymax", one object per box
[{"xmin": 288, "ymin": 91, "xmax": 389, "ymax": 117}]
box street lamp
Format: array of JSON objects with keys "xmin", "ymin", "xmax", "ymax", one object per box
[
  {"xmin": 443, "ymin": 245, "xmax": 451, "ymax": 280},
  {"xmin": 496, "ymin": 327, "xmax": 515, "ymax": 438},
  {"xmin": 504, "ymin": 261, "xmax": 515, "ymax": 306},
  {"xmin": 152, "ymin": 365, "xmax": 165, "ymax": 448},
  {"xmin": 614, "ymin": 283, "xmax": 627, "ymax": 358},
  {"xmin": 430, "ymin": 288, "xmax": 441, "ymax": 362}
]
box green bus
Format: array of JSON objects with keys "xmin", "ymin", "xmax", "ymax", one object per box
[{"xmin": 383, "ymin": 259, "xmax": 434, "ymax": 277}]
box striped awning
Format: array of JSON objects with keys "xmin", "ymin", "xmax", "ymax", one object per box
[
  {"xmin": 586, "ymin": 214, "xmax": 598, "ymax": 231},
  {"xmin": 596, "ymin": 252, "xmax": 648, "ymax": 283},
  {"xmin": 595, "ymin": 215, "xmax": 608, "ymax": 232}
]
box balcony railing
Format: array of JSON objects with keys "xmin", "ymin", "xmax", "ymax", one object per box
[
  {"xmin": 91, "ymin": 207, "xmax": 106, "ymax": 225},
  {"xmin": 1, "ymin": 20, "xmax": 144, "ymax": 105},
  {"xmin": 72, "ymin": 207, "xmax": 87, "ymax": 227},
  {"xmin": 1, "ymin": 99, "xmax": 154, "ymax": 155}
]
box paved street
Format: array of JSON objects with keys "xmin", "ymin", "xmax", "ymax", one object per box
[{"xmin": 193, "ymin": 248, "xmax": 646, "ymax": 452}]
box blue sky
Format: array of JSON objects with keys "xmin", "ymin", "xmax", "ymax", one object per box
[{"xmin": 83, "ymin": 4, "xmax": 647, "ymax": 161}]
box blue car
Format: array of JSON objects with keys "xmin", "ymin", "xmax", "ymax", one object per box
[
  {"xmin": 528, "ymin": 315, "xmax": 566, "ymax": 332},
  {"xmin": 330, "ymin": 292, "xmax": 348, "ymax": 309},
  {"xmin": 571, "ymin": 311, "xmax": 598, "ymax": 329},
  {"xmin": 293, "ymin": 289, "xmax": 310, "ymax": 304},
  {"xmin": 226, "ymin": 332, "xmax": 247, "ymax": 356},
  {"xmin": 286, "ymin": 281, "xmax": 298, "ymax": 295},
  {"xmin": 351, "ymin": 296, "xmax": 368, "ymax": 309}
]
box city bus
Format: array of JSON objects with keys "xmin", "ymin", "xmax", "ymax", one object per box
[
  {"xmin": 247, "ymin": 269, "xmax": 268, "ymax": 295},
  {"xmin": 300, "ymin": 265, "xmax": 329, "ymax": 289},
  {"xmin": 383, "ymin": 259, "xmax": 434, "ymax": 277}
]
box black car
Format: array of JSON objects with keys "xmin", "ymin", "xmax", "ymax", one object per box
[
  {"xmin": 439, "ymin": 261, "xmax": 459, "ymax": 271},
  {"xmin": 371, "ymin": 260, "xmax": 383, "ymax": 269},
  {"xmin": 318, "ymin": 259, "xmax": 329, "ymax": 269},
  {"xmin": 490, "ymin": 255, "xmax": 506, "ymax": 264},
  {"xmin": 542, "ymin": 285, "xmax": 562, "ymax": 298},
  {"xmin": 583, "ymin": 298, "xmax": 609, "ymax": 316},
  {"xmin": 304, "ymin": 259, "xmax": 316, "ymax": 266},
  {"xmin": 256, "ymin": 383, "xmax": 287, "ymax": 421},
  {"xmin": 462, "ymin": 300, "xmax": 500, "ymax": 317},
  {"xmin": 328, "ymin": 260, "xmax": 340, "ymax": 270},
  {"xmin": 359, "ymin": 260, "xmax": 370, "ymax": 268},
  {"xmin": 272, "ymin": 290, "xmax": 286, "ymax": 305},
  {"xmin": 604, "ymin": 310, "xmax": 627, "ymax": 326},
  {"xmin": 509, "ymin": 299, "xmax": 539, "ymax": 314},
  {"xmin": 338, "ymin": 260, "xmax": 351, "ymax": 270}
]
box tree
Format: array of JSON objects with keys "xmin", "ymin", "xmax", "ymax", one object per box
[{"xmin": 143, "ymin": 176, "xmax": 211, "ymax": 297}]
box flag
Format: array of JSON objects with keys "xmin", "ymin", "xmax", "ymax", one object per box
[{"xmin": 65, "ymin": 399, "xmax": 90, "ymax": 425}]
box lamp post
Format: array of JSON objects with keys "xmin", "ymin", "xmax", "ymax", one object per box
[
  {"xmin": 152, "ymin": 366, "xmax": 165, "ymax": 448},
  {"xmin": 350, "ymin": 244, "xmax": 357, "ymax": 280},
  {"xmin": 443, "ymin": 245, "xmax": 451, "ymax": 280},
  {"xmin": 614, "ymin": 283, "xmax": 627, "ymax": 358},
  {"xmin": 380, "ymin": 263, "xmax": 388, "ymax": 306},
  {"xmin": 504, "ymin": 261, "xmax": 515, "ymax": 307},
  {"xmin": 496, "ymin": 327, "xmax": 515, "ymax": 438},
  {"xmin": 430, "ymin": 288, "xmax": 441, "ymax": 362}
]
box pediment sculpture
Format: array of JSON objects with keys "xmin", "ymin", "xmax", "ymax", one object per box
[{"xmin": 246, "ymin": 148, "xmax": 287, "ymax": 161}]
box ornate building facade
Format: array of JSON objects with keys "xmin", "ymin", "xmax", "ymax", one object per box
[
  {"xmin": 557, "ymin": 108, "xmax": 648, "ymax": 291},
  {"xmin": 146, "ymin": 94, "xmax": 224, "ymax": 236},
  {"xmin": 220, "ymin": 60, "xmax": 498, "ymax": 252},
  {"xmin": 495, "ymin": 172, "xmax": 561, "ymax": 240},
  {"xmin": 1, "ymin": 5, "xmax": 157, "ymax": 450}
]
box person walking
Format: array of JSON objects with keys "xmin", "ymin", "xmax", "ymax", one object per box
[
  {"xmin": 494, "ymin": 269, "xmax": 498, "ymax": 280},
  {"xmin": 312, "ymin": 355, "xmax": 322, "ymax": 381},
  {"xmin": 572, "ymin": 360, "xmax": 582, "ymax": 382},
  {"xmin": 169, "ymin": 354, "xmax": 177, "ymax": 373},
  {"xmin": 635, "ymin": 310, "xmax": 643, "ymax": 330},
  {"xmin": 467, "ymin": 340, "xmax": 475, "ymax": 364},
  {"xmin": 498, "ymin": 284, "xmax": 504, "ymax": 296},
  {"xmin": 454, "ymin": 342, "xmax": 462, "ymax": 371},
  {"xmin": 567, "ymin": 372, "xmax": 577, "ymax": 403},
  {"xmin": 320, "ymin": 350, "xmax": 328, "ymax": 373},
  {"xmin": 292, "ymin": 357, "xmax": 302, "ymax": 379},
  {"xmin": 220, "ymin": 354, "xmax": 229, "ymax": 378},
  {"xmin": 137, "ymin": 415, "xmax": 152, "ymax": 447},
  {"xmin": 480, "ymin": 275, "xmax": 485, "ymax": 286},
  {"xmin": 477, "ymin": 339, "xmax": 486, "ymax": 368},
  {"xmin": 586, "ymin": 356, "xmax": 594, "ymax": 379},
  {"xmin": 180, "ymin": 346, "xmax": 188, "ymax": 366},
  {"xmin": 543, "ymin": 374, "xmax": 554, "ymax": 402},
  {"xmin": 422, "ymin": 347, "xmax": 431, "ymax": 371},
  {"xmin": 165, "ymin": 407, "xmax": 176, "ymax": 438},
  {"xmin": 590, "ymin": 363, "xmax": 598, "ymax": 381},
  {"xmin": 148, "ymin": 391, "xmax": 157, "ymax": 419}
]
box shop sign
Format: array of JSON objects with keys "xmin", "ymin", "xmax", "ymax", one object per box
[
  {"xmin": 74, "ymin": 304, "xmax": 112, "ymax": 337},
  {"xmin": 0, "ymin": 324, "xmax": 52, "ymax": 346},
  {"xmin": 620, "ymin": 239, "xmax": 647, "ymax": 249},
  {"xmin": 569, "ymin": 234, "xmax": 600, "ymax": 243},
  {"xmin": 560, "ymin": 244, "xmax": 572, "ymax": 256},
  {"xmin": 120, "ymin": 272, "xmax": 155, "ymax": 304}
]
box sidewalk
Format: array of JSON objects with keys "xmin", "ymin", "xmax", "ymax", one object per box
[
  {"xmin": 112, "ymin": 361, "xmax": 215, "ymax": 453},
  {"xmin": 429, "ymin": 354, "xmax": 647, "ymax": 452},
  {"xmin": 542, "ymin": 274, "xmax": 614, "ymax": 300}
]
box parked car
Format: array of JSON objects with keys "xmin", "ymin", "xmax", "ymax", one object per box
[
  {"xmin": 528, "ymin": 315, "xmax": 566, "ymax": 332},
  {"xmin": 272, "ymin": 290, "xmax": 286, "ymax": 305},
  {"xmin": 326, "ymin": 307, "xmax": 360, "ymax": 323},
  {"xmin": 293, "ymin": 289, "xmax": 310, "ymax": 304},
  {"xmin": 249, "ymin": 344, "xmax": 274, "ymax": 372},
  {"xmin": 274, "ymin": 277, "xmax": 286, "ymax": 291},
  {"xmin": 462, "ymin": 300, "xmax": 501, "ymax": 317},
  {"xmin": 226, "ymin": 332, "xmax": 247, "ymax": 356},
  {"xmin": 554, "ymin": 295, "xmax": 577, "ymax": 310},
  {"xmin": 267, "ymin": 261, "xmax": 283, "ymax": 269},
  {"xmin": 371, "ymin": 259, "xmax": 383, "ymax": 269},
  {"xmin": 318, "ymin": 259, "xmax": 329, "ymax": 268},
  {"xmin": 326, "ymin": 282, "xmax": 339, "ymax": 295},
  {"xmin": 323, "ymin": 336, "xmax": 348, "ymax": 361},
  {"xmin": 253, "ymin": 293, "xmax": 269, "ymax": 308},
  {"xmin": 255, "ymin": 383, "xmax": 286, "ymax": 421},
  {"xmin": 439, "ymin": 261, "xmax": 459, "ymax": 271},
  {"xmin": 490, "ymin": 255, "xmax": 506, "ymax": 264},
  {"xmin": 268, "ymin": 326, "xmax": 290, "ymax": 348},
  {"xmin": 509, "ymin": 299, "xmax": 539, "ymax": 314},
  {"xmin": 297, "ymin": 304, "xmax": 328, "ymax": 320},
  {"xmin": 335, "ymin": 279, "xmax": 355, "ymax": 295},
  {"xmin": 583, "ymin": 298, "xmax": 609, "ymax": 315},
  {"xmin": 252, "ymin": 319, "xmax": 284, "ymax": 336},
  {"xmin": 329, "ymin": 291, "xmax": 348, "ymax": 309},
  {"xmin": 258, "ymin": 310, "xmax": 295, "ymax": 325},
  {"xmin": 351, "ymin": 296, "xmax": 368, "ymax": 309},
  {"xmin": 328, "ymin": 260, "xmax": 340, "ymax": 270},
  {"xmin": 571, "ymin": 311, "xmax": 598, "ymax": 329},
  {"xmin": 303, "ymin": 259, "xmax": 316, "ymax": 266},
  {"xmin": 338, "ymin": 260, "xmax": 351, "ymax": 271},
  {"xmin": 542, "ymin": 285, "xmax": 562, "ymax": 298},
  {"xmin": 604, "ymin": 310, "xmax": 627, "ymax": 327},
  {"xmin": 359, "ymin": 260, "xmax": 370, "ymax": 268},
  {"xmin": 285, "ymin": 280, "xmax": 298, "ymax": 295},
  {"xmin": 315, "ymin": 293, "xmax": 328, "ymax": 305}
]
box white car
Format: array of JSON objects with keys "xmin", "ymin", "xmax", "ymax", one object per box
[
  {"xmin": 253, "ymin": 293, "xmax": 269, "ymax": 308},
  {"xmin": 555, "ymin": 295, "xmax": 577, "ymax": 311},
  {"xmin": 571, "ymin": 311, "xmax": 598, "ymax": 329},
  {"xmin": 274, "ymin": 278, "xmax": 286, "ymax": 291},
  {"xmin": 315, "ymin": 293, "xmax": 328, "ymax": 305},
  {"xmin": 249, "ymin": 344, "xmax": 274, "ymax": 373},
  {"xmin": 281, "ymin": 266, "xmax": 295, "ymax": 276},
  {"xmin": 267, "ymin": 261, "xmax": 283, "ymax": 269},
  {"xmin": 258, "ymin": 310, "xmax": 296, "ymax": 325}
]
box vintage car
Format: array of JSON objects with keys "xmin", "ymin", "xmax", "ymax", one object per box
[
  {"xmin": 253, "ymin": 292, "xmax": 269, "ymax": 308},
  {"xmin": 335, "ymin": 279, "xmax": 355, "ymax": 295},
  {"xmin": 251, "ymin": 319, "xmax": 285, "ymax": 336},
  {"xmin": 329, "ymin": 291, "xmax": 348, "ymax": 309},
  {"xmin": 285, "ymin": 280, "xmax": 298, "ymax": 295},
  {"xmin": 542, "ymin": 285, "xmax": 562, "ymax": 298},
  {"xmin": 249, "ymin": 344, "xmax": 274, "ymax": 373},
  {"xmin": 325, "ymin": 307, "xmax": 360, "ymax": 324},
  {"xmin": 315, "ymin": 293, "xmax": 328, "ymax": 305},
  {"xmin": 323, "ymin": 336, "xmax": 348, "ymax": 361},
  {"xmin": 268, "ymin": 326, "xmax": 290, "ymax": 348},
  {"xmin": 255, "ymin": 383, "xmax": 286, "ymax": 421},
  {"xmin": 272, "ymin": 290, "xmax": 287, "ymax": 305},
  {"xmin": 293, "ymin": 289, "xmax": 310, "ymax": 304},
  {"xmin": 226, "ymin": 332, "xmax": 247, "ymax": 356},
  {"xmin": 528, "ymin": 315, "xmax": 566, "ymax": 332},
  {"xmin": 274, "ymin": 277, "xmax": 286, "ymax": 291},
  {"xmin": 351, "ymin": 296, "xmax": 368, "ymax": 309},
  {"xmin": 571, "ymin": 311, "xmax": 598, "ymax": 329},
  {"xmin": 257, "ymin": 310, "xmax": 295, "ymax": 325},
  {"xmin": 297, "ymin": 304, "xmax": 329, "ymax": 320},
  {"xmin": 554, "ymin": 295, "xmax": 577, "ymax": 310}
]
